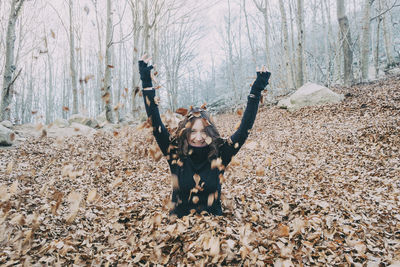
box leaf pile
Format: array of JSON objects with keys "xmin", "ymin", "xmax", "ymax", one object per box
[{"xmin": 0, "ymin": 77, "xmax": 399, "ymax": 266}]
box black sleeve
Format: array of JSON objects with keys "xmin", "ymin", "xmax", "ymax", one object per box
[
  {"xmin": 142, "ymin": 89, "xmax": 170, "ymax": 155},
  {"xmin": 220, "ymin": 93, "xmax": 260, "ymax": 166}
]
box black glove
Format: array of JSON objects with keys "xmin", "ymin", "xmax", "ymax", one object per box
[
  {"xmin": 138, "ymin": 60, "xmax": 153, "ymax": 88},
  {"xmin": 250, "ymin": 71, "xmax": 271, "ymax": 94}
]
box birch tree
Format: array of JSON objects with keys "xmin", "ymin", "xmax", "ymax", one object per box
[
  {"xmin": 253, "ymin": 0, "xmax": 271, "ymax": 69},
  {"xmin": 337, "ymin": 0, "xmax": 354, "ymax": 85},
  {"xmin": 159, "ymin": 12, "xmax": 200, "ymax": 110},
  {"xmin": 278, "ymin": 0, "xmax": 294, "ymax": 89},
  {"xmin": 381, "ymin": 0, "xmax": 395, "ymax": 67},
  {"xmin": 1, "ymin": 0, "xmax": 25, "ymax": 121},
  {"xmin": 295, "ymin": 0, "xmax": 305, "ymax": 87},
  {"xmin": 361, "ymin": 0, "xmax": 372, "ymax": 81},
  {"xmin": 69, "ymin": 0, "xmax": 79, "ymax": 115},
  {"xmin": 103, "ymin": 0, "xmax": 114, "ymax": 122},
  {"xmin": 129, "ymin": 0, "xmax": 142, "ymax": 115}
]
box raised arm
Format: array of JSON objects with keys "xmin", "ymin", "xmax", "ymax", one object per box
[
  {"xmin": 139, "ymin": 55, "xmax": 170, "ymax": 155},
  {"xmin": 221, "ymin": 67, "xmax": 271, "ymax": 166}
]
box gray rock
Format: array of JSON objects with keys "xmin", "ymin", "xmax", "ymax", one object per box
[
  {"xmin": 68, "ymin": 114, "xmax": 99, "ymax": 128},
  {"xmin": 68, "ymin": 114, "xmax": 91, "ymax": 125},
  {"xmin": 123, "ymin": 113, "xmax": 136, "ymax": 125},
  {"xmin": 0, "ymin": 124, "xmax": 15, "ymax": 146},
  {"xmin": 53, "ymin": 118, "xmax": 69, "ymax": 128},
  {"xmin": 386, "ymin": 67, "xmax": 400, "ymax": 76},
  {"xmin": 96, "ymin": 111, "xmax": 107, "ymax": 126},
  {"xmin": 278, "ymin": 82, "xmax": 344, "ymax": 111},
  {"xmin": 46, "ymin": 122, "xmax": 97, "ymax": 138},
  {"xmin": 86, "ymin": 118, "xmax": 100, "ymax": 128},
  {"xmin": 0, "ymin": 120, "xmax": 13, "ymax": 129}
]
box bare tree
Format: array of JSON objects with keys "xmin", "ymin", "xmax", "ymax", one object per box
[
  {"xmin": 243, "ymin": 0, "xmax": 256, "ymax": 64},
  {"xmin": 69, "ymin": 0, "xmax": 79, "ymax": 114},
  {"xmin": 253, "ymin": 0, "xmax": 271, "ymax": 69},
  {"xmin": 128, "ymin": 0, "xmax": 142, "ymax": 116},
  {"xmin": 361, "ymin": 0, "xmax": 372, "ymax": 81},
  {"xmin": 295, "ymin": 0, "xmax": 305, "ymax": 87},
  {"xmin": 1, "ymin": 0, "xmax": 25, "ymax": 121},
  {"xmin": 103, "ymin": 0, "xmax": 114, "ymax": 122},
  {"xmin": 337, "ymin": 0, "xmax": 354, "ymax": 85},
  {"xmin": 278, "ymin": 0, "xmax": 294, "ymax": 89},
  {"xmin": 381, "ymin": 0, "xmax": 395, "ymax": 67},
  {"xmin": 159, "ymin": 13, "xmax": 200, "ymax": 110}
]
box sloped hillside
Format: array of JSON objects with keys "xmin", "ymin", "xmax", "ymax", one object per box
[{"xmin": 0, "ymin": 76, "xmax": 399, "ymax": 266}]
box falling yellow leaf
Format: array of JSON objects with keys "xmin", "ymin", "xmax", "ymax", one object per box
[
  {"xmin": 209, "ymin": 236, "xmax": 220, "ymax": 256},
  {"xmin": 9, "ymin": 180, "xmax": 18, "ymax": 194},
  {"xmin": 255, "ymin": 166, "xmax": 265, "ymax": 176},
  {"xmin": 171, "ymin": 174, "xmax": 179, "ymax": 190},
  {"xmin": 207, "ymin": 193, "xmax": 214, "ymax": 206},
  {"xmin": 193, "ymin": 174, "xmax": 200, "ymax": 185},
  {"xmin": 6, "ymin": 161, "xmax": 14, "ymax": 174},
  {"xmin": 87, "ymin": 189, "xmax": 97, "ymax": 203},
  {"xmin": 275, "ymin": 223, "xmax": 289, "ymax": 237}
]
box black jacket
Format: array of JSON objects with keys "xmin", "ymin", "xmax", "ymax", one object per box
[{"xmin": 142, "ymin": 89, "xmax": 262, "ymax": 217}]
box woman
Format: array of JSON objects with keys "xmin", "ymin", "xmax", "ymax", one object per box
[{"xmin": 139, "ymin": 55, "xmax": 271, "ymax": 218}]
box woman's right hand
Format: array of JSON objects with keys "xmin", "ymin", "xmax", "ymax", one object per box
[{"xmin": 138, "ymin": 54, "xmax": 154, "ymax": 89}]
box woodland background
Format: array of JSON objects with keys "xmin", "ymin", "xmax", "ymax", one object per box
[
  {"xmin": 1, "ymin": 0, "xmax": 400, "ymax": 124},
  {"xmin": 1, "ymin": 0, "xmax": 400, "ymax": 266}
]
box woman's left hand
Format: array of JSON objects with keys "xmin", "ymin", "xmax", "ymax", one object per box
[{"xmin": 252, "ymin": 65, "xmax": 271, "ymax": 91}]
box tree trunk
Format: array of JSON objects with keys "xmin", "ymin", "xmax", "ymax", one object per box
[
  {"xmin": 337, "ymin": 0, "xmax": 354, "ymax": 85},
  {"xmin": 381, "ymin": 0, "xmax": 394, "ymax": 67},
  {"xmin": 375, "ymin": 17, "xmax": 382, "ymax": 78},
  {"xmin": 94, "ymin": 0, "xmax": 104, "ymax": 115},
  {"xmin": 69, "ymin": 0, "xmax": 78, "ymax": 115},
  {"xmin": 46, "ymin": 45, "xmax": 54, "ymax": 124},
  {"xmin": 253, "ymin": 0, "xmax": 271, "ymax": 69},
  {"xmin": 279, "ymin": 0, "xmax": 294, "ymax": 89},
  {"xmin": 227, "ymin": 0, "xmax": 238, "ymax": 101},
  {"xmin": 296, "ymin": 0, "xmax": 305, "ymax": 87},
  {"xmin": 143, "ymin": 0, "xmax": 150, "ymax": 54},
  {"xmin": 243, "ymin": 0, "xmax": 256, "ymax": 65},
  {"xmin": 104, "ymin": 0, "xmax": 114, "ymax": 123},
  {"xmin": 289, "ymin": 0, "xmax": 297, "ymax": 84},
  {"xmin": 130, "ymin": 0, "xmax": 141, "ymax": 116},
  {"xmin": 1, "ymin": 0, "xmax": 24, "ymax": 121},
  {"xmin": 360, "ymin": 0, "xmax": 371, "ymax": 82}
]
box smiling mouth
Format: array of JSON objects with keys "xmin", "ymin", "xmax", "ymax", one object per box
[{"xmin": 191, "ymin": 142, "xmax": 207, "ymax": 147}]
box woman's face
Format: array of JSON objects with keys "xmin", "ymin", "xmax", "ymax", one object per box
[{"xmin": 188, "ymin": 119, "xmax": 208, "ymax": 147}]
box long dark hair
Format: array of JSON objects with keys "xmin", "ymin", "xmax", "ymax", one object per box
[{"xmin": 171, "ymin": 107, "xmax": 224, "ymax": 161}]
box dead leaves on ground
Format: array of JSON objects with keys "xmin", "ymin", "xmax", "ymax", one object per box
[{"xmin": 0, "ymin": 78, "xmax": 400, "ymax": 265}]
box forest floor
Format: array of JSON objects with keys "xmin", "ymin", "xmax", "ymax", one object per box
[{"xmin": 0, "ymin": 76, "xmax": 399, "ymax": 266}]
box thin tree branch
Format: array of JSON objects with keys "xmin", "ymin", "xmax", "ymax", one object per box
[{"xmin": 370, "ymin": 0, "xmax": 399, "ymax": 21}]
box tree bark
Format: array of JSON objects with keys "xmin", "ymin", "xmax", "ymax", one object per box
[
  {"xmin": 337, "ymin": 0, "xmax": 354, "ymax": 85},
  {"xmin": 1, "ymin": 0, "xmax": 25, "ymax": 121},
  {"xmin": 296, "ymin": 0, "xmax": 305, "ymax": 87},
  {"xmin": 243, "ymin": 0, "xmax": 256, "ymax": 65},
  {"xmin": 374, "ymin": 17, "xmax": 382, "ymax": 78},
  {"xmin": 69, "ymin": 0, "xmax": 78, "ymax": 114},
  {"xmin": 381, "ymin": 0, "xmax": 394, "ymax": 67},
  {"xmin": 253, "ymin": 0, "xmax": 271, "ymax": 69},
  {"xmin": 104, "ymin": 0, "xmax": 114, "ymax": 122},
  {"xmin": 129, "ymin": 0, "xmax": 141, "ymax": 116},
  {"xmin": 279, "ymin": 0, "xmax": 294, "ymax": 89},
  {"xmin": 361, "ymin": 0, "xmax": 371, "ymax": 82},
  {"xmin": 227, "ymin": 0, "xmax": 238, "ymax": 101}
]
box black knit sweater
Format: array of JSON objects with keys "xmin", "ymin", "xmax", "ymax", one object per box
[{"xmin": 142, "ymin": 89, "xmax": 262, "ymax": 217}]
